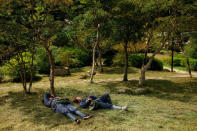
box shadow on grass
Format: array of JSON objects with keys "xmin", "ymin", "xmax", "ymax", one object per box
[
  {"xmin": 101, "ymin": 79, "xmax": 197, "ymax": 103},
  {"xmin": 12, "ymin": 76, "xmax": 43, "ymax": 83},
  {"xmin": 0, "ymin": 88, "xmax": 91, "ymax": 128}
]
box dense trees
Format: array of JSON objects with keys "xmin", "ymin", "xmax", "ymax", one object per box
[{"xmin": 0, "ymin": 0, "xmax": 196, "ymax": 93}]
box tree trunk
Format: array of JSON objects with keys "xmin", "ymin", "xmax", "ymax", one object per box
[
  {"xmin": 179, "ymin": 46, "xmax": 192, "ymax": 78},
  {"xmin": 28, "ymin": 51, "xmax": 34, "ymax": 93},
  {"xmin": 171, "ymin": 47, "xmax": 174, "ymax": 72},
  {"xmin": 19, "ymin": 71, "xmax": 27, "ymax": 93},
  {"xmin": 139, "ymin": 36, "xmax": 167, "ymax": 86},
  {"xmin": 139, "ymin": 67, "xmax": 146, "ymax": 86},
  {"xmin": 90, "ymin": 24, "xmax": 100, "ymax": 83},
  {"xmin": 98, "ymin": 45, "xmax": 103, "ymax": 73},
  {"xmin": 123, "ymin": 40, "xmax": 128, "ymax": 81},
  {"xmin": 44, "ymin": 45, "xmax": 56, "ymax": 96},
  {"xmin": 178, "ymin": 34, "xmax": 192, "ymax": 78},
  {"xmin": 20, "ymin": 53, "xmax": 28, "ymax": 94},
  {"xmin": 171, "ymin": 39, "xmax": 174, "ymax": 72}
]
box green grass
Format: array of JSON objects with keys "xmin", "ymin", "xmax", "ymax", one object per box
[
  {"xmin": 164, "ymin": 64, "xmax": 189, "ymax": 71},
  {"xmin": 0, "ymin": 67, "xmax": 197, "ymax": 131}
]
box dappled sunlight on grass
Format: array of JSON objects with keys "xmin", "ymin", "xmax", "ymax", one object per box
[{"xmin": 0, "ymin": 67, "xmax": 197, "ymax": 130}]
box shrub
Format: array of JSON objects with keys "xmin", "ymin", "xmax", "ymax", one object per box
[
  {"xmin": 35, "ymin": 47, "xmax": 50, "ymax": 74},
  {"xmin": 184, "ymin": 46, "xmax": 197, "ymax": 59},
  {"xmin": 5, "ymin": 52, "xmax": 38, "ymax": 82},
  {"xmin": 163, "ymin": 57, "xmax": 181, "ymax": 66},
  {"xmin": 0, "ymin": 68, "xmax": 3, "ymax": 82},
  {"xmin": 103, "ymin": 50, "xmax": 117, "ymax": 66},
  {"xmin": 149, "ymin": 58, "xmax": 163, "ymax": 71},
  {"xmin": 112, "ymin": 53, "xmax": 163, "ymax": 71},
  {"xmin": 163, "ymin": 55, "xmax": 197, "ymax": 71},
  {"xmin": 181, "ymin": 58, "xmax": 197, "ymax": 71},
  {"xmin": 54, "ymin": 47, "xmax": 91, "ymax": 68},
  {"xmin": 128, "ymin": 55, "xmax": 143, "ymax": 68},
  {"xmin": 112, "ymin": 53, "xmax": 125, "ymax": 66},
  {"xmin": 104, "ymin": 56, "xmax": 113, "ymax": 66}
]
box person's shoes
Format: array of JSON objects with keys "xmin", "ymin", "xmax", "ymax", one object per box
[
  {"xmin": 75, "ymin": 119, "xmax": 81, "ymax": 124},
  {"xmin": 122, "ymin": 105, "xmax": 128, "ymax": 111},
  {"xmin": 83, "ymin": 114, "xmax": 93, "ymax": 120}
]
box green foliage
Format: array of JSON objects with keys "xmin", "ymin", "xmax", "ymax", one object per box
[
  {"xmin": 163, "ymin": 57, "xmax": 182, "ymax": 66},
  {"xmin": 5, "ymin": 52, "xmax": 38, "ymax": 82},
  {"xmin": 185, "ymin": 46, "xmax": 197, "ymax": 59},
  {"xmin": 54, "ymin": 46, "xmax": 91, "ymax": 68},
  {"xmin": 181, "ymin": 58, "xmax": 197, "ymax": 71},
  {"xmin": 112, "ymin": 53, "xmax": 163, "ymax": 71},
  {"xmin": 0, "ymin": 67, "xmax": 5, "ymax": 82},
  {"xmin": 163, "ymin": 55, "xmax": 197, "ymax": 71},
  {"xmin": 129, "ymin": 55, "xmax": 144, "ymax": 68},
  {"xmin": 129, "ymin": 55, "xmax": 163, "ymax": 71},
  {"xmin": 35, "ymin": 48, "xmax": 50, "ymax": 74},
  {"xmin": 112, "ymin": 53, "xmax": 125, "ymax": 67},
  {"xmin": 150, "ymin": 58, "xmax": 163, "ymax": 71}
]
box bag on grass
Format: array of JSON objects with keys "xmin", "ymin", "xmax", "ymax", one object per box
[{"xmin": 56, "ymin": 98, "xmax": 71, "ymax": 105}]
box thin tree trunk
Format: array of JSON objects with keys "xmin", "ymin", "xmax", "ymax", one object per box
[
  {"xmin": 139, "ymin": 31, "xmax": 170, "ymax": 86},
  {"xmin": 28, "ymin": 51, "xmax": 34, "ymax": 93},
  {"xmin": 140, "ymin": 37, "xmax": 151, "ymax": 86},
  {"xmin": 179, "ymin": 46, "xmax": 192, "ymax": 78},
  {"xmin": 171, "ymin": 43, "xmax": 174, "ymax": 72},
  {"xmin": 20, "ymin": 53, "xmax": 28, "ymax": 94},
  {"xmin": 19, "ymin": 71, "xmax": 27, "ymax": 93},
  {"xmin": 90, "ymin": 24, "xmax": 100, "ymax": 83},
  {"xmin": 44, "ymin": 44, "xmax": 56, "ymax": 96},
  {"xmin": 139, "ymin": 67, "xmax": 146, "ymax": 86},
  {"xmin": 179, "ymin": 34, "xmax": 192, "ymax": 78},
  {"xmin": 123, "ymin": 40, "xmax": 128, "ymax": 81},
  {"xmin": 98, "ymin": 45, "xmax": 103, "ymax": 73}
]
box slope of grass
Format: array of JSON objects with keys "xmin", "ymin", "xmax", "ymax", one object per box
[{"xmin": 0, "ymin": 67, "xmax": 197, "ymax": 131}]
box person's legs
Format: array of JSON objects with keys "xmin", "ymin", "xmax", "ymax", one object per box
[
  {"xmin": 98, "ymin": 102, "xmax": 113, "ymax": 109},
  {"xmin": 98, "ymin": 93, "xmax": 112, "ymax": 104},
  {"xmin": 112, "ymin": 105, "xmax": 125, "ymax": 110},
  {"xmin": 74, "ymin": 110, "xmax": 86, "ymax": 118},
  {"xmin": 65, "ymin": 112, "xmax": 78, "ymax": 121},
  {"xmin": 56, "ymin": 104, "xmax": 80, "ymax": 123},
  {"xmin": 98, "ymin": 102, "xmax": 128, "ymax": 110}
]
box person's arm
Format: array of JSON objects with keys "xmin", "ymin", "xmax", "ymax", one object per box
[
  {"xmin": 44, "ymin": 93, "xmax": 52, "ymax": 107},
  {"xmin": 89, "ymin": 95, "xmax": 97, "ymax": 100},
  {"xmin": 79, "ymin": 98, "xmax": 89, "ymax": 108}
]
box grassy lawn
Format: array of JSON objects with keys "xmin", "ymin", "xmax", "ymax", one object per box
[{"xmin": 0, "ymin": 67, "xmax": 197, "ymax": 131}]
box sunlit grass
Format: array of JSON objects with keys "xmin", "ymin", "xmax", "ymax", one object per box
[{"xmin": 0, "ymin": 67, "xmax": 197, "ymax": 130}]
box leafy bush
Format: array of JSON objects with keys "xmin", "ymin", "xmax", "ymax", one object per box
[
  {"xmin": 0, "ymin": 68, "xmax": 3, "ymax": 82},
  {"xmin": 149, "ymin": 58, "xmax": 163, "ymax": 71},
  {"xmin": 112, "ymin": 53, "xmax": 125, "ymax": 66},
  {"xmin": 181, "ymin": 58, "xmax": 197, "ymax": 71},
  {"xmin": 4, "ymin": 52, "xmax": 38, "ymax": 82},
  {"xmin": 129, "ymin": 54, "xmax": 163, "ymax": 70},
  {"xmin": 129, "ymin": 55, "xmax": 143, "ymax": 68},
  {"xmin": 112, "ymin": 53, "xmax": 163, "ymax": 71},
  {"xmin": 163, "ymin": 55, "xmax": 197, "ymax": 71},
  {"xmin": 35, "ymin": 47, "xmax": 50, "ymax": 74},
  {"xmin": 103, "ymin": 50, "xmax": 117, "ymax": 66},
  {"xmin": 163, "ymin": 58, "xmax": 181, "ymax": 66},
  {"xmin": 184, "ymin": 46, "xmax": 197, "ymax": 59},
  {"xmin": 104, "ymin": 56, "xmax": 113, "ymax": 66},
  {"xmin": 54, "ymin": 47, "xmax": 91, "ymax": 68}
]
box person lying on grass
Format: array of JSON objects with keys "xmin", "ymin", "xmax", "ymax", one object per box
[
  {"xmin": 43, "ymin": 93, "xmax": 92, "ymax": 124},
  {"xmin": 74, "ymin": 93, "xmax": 128, "ymax": 111}
]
